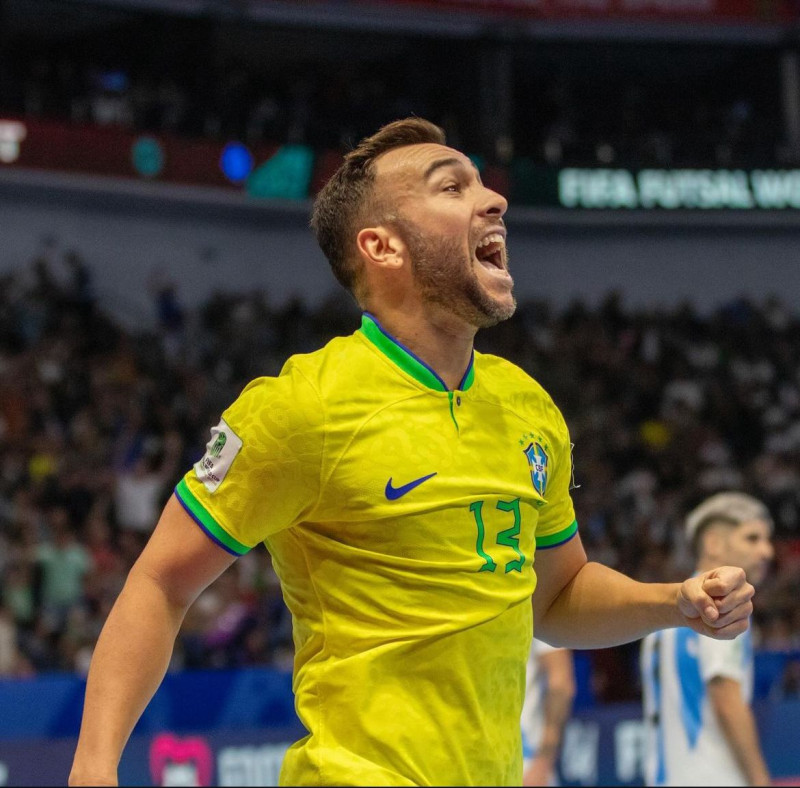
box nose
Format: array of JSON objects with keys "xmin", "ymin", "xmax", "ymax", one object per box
[{"xmin": 478, "ymin": 184, "xmax": 508, "ymax": 219}]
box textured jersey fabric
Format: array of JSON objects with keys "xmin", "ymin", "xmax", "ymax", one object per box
[{"xmin": 176, "ymin": 312, "xmax": 578, "ymax": 786}]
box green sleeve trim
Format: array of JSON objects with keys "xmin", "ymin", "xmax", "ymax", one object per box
[
  {"xmin": 175, "ymin": 478, "xmax": 251, "ymax": 556},
  {"xmin": 536, "ymin": 519, "xmax": 578, "ymax": 549}
]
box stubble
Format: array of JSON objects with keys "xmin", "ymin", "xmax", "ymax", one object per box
[{"xmin": 397, "ymin": 220, "xmax": 516, "ymax": 328}]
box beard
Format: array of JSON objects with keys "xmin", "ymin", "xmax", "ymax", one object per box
[{"xmin": 397, "ymin": 220, "xmax": 516, "ymax": 328}]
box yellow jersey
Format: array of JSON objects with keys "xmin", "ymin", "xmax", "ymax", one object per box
[{"xmin": 176, "ymin": 312, "xmax": 578, "ymax": 786}]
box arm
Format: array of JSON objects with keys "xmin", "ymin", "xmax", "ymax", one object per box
[
  {"xmin": 532, "ymin": 534, "xmax": 754, "ymax": 648},
  {"xmin": 707, "ymin": 676, "xmax": 771, "ymax": 786},
  {"xmin": 68, "ymin": 495, "xmax": 237, "ymax": 786},
  {"xmin": 522, "ymin": 648, "xmax": 576, "ymax": 787}
]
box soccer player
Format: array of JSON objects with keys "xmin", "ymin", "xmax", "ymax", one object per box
[
  {"xmin": 521, "ymin": 639, "xmax": 575, "ymax": 786},
  {"xmin": 640, "ymin": 492, "xmax": 774, "ymax": 787},
  {"xmin": 69, "ymin": 118, "xmax": 755, "ymax": 787}
]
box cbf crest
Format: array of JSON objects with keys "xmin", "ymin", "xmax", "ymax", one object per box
[{"xmin": 522, "ymin": 434, "xmax": 549, "ymax": 498}]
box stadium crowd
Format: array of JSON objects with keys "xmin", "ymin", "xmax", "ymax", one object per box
[
  {"xmin": 0, "ymin": 244, "xmax": 798, "ymax": 704},
  {"xmin": 0, "ymin": 34, "xmax": 786, "ymax": 169}
]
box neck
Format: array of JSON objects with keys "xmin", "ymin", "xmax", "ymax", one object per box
[
  {"xmin": 367, "ymin": 304, "xmax": 477, "ymax": 391},
  {"xmin": 695, "ymin": 559, "xmax": 718, "ymax": 575}
]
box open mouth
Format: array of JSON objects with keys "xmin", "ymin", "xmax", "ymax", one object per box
[{"xmin": 475, "ymin": 233, "xmax": 506, "ymax": 269}]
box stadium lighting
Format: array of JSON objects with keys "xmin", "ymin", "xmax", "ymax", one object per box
[{"xmin": 220, "ymin": 142, "xmax": 254, "ymax": 183}]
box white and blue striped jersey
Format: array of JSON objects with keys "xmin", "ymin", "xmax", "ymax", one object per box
[
  {"xmin": 640, "ymin": 626, "xmax": 753, "ymax": 787},
  {"xmin": 522, "ymin": 639, "xmax": 560, "ymax": 769}
]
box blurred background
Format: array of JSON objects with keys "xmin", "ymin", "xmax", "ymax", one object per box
[{"xmin": 1, "ymin": 0, "xmax": 800, "ymax": 785}]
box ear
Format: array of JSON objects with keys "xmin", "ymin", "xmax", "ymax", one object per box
[
  {"xmin": 356, "ymin": 226, "xmax": 406, "ymax": 272},
  {"xmin": 703, "ymin": 526, "xmax": 727, "ymax": 562}
]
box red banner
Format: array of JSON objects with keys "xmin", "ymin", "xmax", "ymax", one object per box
[
  {"xmin": 383, "ymin": 0, "xmax": 794, "ymax": 22},
  {"xmin": 0, "ymin": 117, "xmax": 280, "ymax": 190}
]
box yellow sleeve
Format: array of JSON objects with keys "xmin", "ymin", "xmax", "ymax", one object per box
[
  {"xmin": 534, "ymin": 407, "xmax": 578, "ymax": 550},
  {"xmin": 175, "ymin": 360, "xmax": 323, "ymax": 554}
]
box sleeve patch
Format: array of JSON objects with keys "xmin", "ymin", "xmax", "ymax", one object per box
[{"xmin": 193, "ymin": 417, "xmax": 243, "ymax": 493}]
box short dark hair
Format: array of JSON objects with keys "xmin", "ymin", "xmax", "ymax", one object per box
[{"xmin": 310, "ymin": 117, "xmax": 446, "ymax": 300}]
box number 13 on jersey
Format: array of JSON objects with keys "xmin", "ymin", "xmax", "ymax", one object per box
[{"xmin": 470, "ymin": 498, "xmax": 526, "ymax": 574}]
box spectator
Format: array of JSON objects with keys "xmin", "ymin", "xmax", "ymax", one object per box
[
  {"xmin": 0, "ymin": 604, "xmax": 33, "ymax": 677},
  {"xmin": 114, "ymin": 451, "xmax": 172, "ymax": 537},
  {"xmin": 35, "ymin": 506, "xmax": 93, "ymax": 632}
]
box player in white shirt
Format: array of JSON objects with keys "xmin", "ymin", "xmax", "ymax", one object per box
[
  {"xmin": 521, "ymin": 638, "xmax": 576, "ymax": 786},
  {"xmin": 641, "ymin": 492, "xmax": 774, "ymax": 787}
]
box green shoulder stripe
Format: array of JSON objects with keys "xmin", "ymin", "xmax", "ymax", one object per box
[
  {"xmin": 175, "ymin": 478, "xmax": 251, "ymax": 556},
  {"xmin": 536, "ymin": 519, "xmax": 578, "ymax": 549}
]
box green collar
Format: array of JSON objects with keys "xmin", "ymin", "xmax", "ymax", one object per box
[{"xmin": 359, "ymin": 312, "xmax": 475, "ymax": 392}]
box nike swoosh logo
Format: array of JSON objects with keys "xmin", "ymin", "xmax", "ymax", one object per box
[{"xmin": 385, "ymin": 472, "xmax": 437, "ymax": 501}]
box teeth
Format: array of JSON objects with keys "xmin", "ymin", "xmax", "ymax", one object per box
[{"xmin": 477, "ymin": 233, "xmax": 505, "ymax": 248}]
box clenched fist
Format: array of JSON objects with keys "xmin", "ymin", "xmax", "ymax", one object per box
[{"xmin": 676, "ymin": 566, "xmax": 754, "ymax": 639}]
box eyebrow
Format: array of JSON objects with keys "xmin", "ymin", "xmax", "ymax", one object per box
[{"xmin": 423, "ymin": 156, "xmax": 481, "ymax": 183}]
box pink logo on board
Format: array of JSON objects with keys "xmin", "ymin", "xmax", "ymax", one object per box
[{"xmin": 149, "ymin": 733, "xmax": 214, "ymax": 786}]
